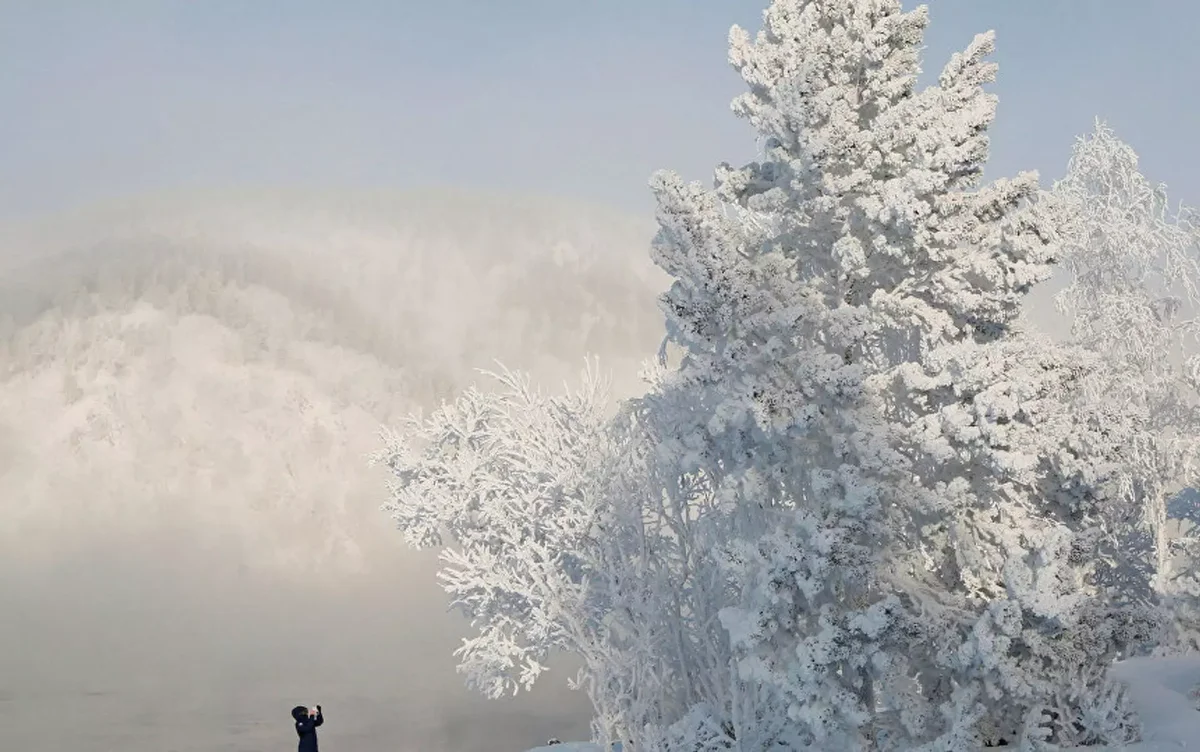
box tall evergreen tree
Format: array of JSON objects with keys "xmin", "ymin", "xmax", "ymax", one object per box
[
  {"xmin": 633, "ymin": 1, "xmax": 1150, "ymax": 747},
  {"xmin": 380, "ymin": 2, "xmax": 1191, "ymax": 749}
]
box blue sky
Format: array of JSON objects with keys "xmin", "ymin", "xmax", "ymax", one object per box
[{"xmin": 2, "ymin": 1, "xmax": 1197, "ymax": 219}]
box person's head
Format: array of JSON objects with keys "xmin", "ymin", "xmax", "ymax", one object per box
[{"xmin": 291, "ymin": 706, "xmax": 308, "ymax": 722}]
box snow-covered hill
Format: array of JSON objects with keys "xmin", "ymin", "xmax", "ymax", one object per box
[{"xmin": 0, "ymin": 188, "xmax": 667, "ymax": 580}]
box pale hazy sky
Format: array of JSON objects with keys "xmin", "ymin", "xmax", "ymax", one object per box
[{"xmin": 2, "ymin": 1, "xmax": 1197, "ymax": 220}]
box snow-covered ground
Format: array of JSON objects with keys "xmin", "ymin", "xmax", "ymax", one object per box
[{"xmin": 1103, "ymin": 655, "xmax": 1200, "ymax": 750}]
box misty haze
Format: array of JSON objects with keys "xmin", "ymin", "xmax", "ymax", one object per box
[
  {"xmin": 4, "ymin": 2, "xmax": 1200, "ymax": 752},
  {"xmin": 0, "ymin": 191, "xmax": 667, "ymax": 751}
]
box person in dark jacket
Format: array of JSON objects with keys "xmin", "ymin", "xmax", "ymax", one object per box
[{"xmin": 291, "ymin": 704, "xmax": 324, "ymax": 752}]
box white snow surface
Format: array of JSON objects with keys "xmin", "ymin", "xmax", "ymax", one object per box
[{"xmin": 1104, "ymin": 655, "xmax": 1200, "ymax": 750}]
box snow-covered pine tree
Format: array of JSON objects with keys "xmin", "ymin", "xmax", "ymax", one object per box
[
  {"xmin": 377, "ymin": 1, "xmax": 1189, "ymax": 749},
  {"xmin": 640, "ymin": 0, "xmax": 1158, "ymax": 748},
  {"xmin": 1052, "ymin": 122, "xmax": 1200, "ymax": 649}
]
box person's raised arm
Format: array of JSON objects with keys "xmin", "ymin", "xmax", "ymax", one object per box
[{"xmin": 313, "ymin": 706, "xmax": 323, "ymax": 727}]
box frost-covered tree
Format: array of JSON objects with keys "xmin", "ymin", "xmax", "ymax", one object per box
[
  {"xmin": 375, "ymin": 356, "xmax": 765, "ymax": 745},
  {"xmin": 635, "ymin": 1, "xmax": 1158, "ymax": 748},
  {"xmin": 378, "ymin": 1, "xmax": 1189, "ymax": 749},
  {"xmin": 372, "ymin": 363, "xmax": 635, "ymax": 730},
  {"xmin": 1051, "ymin": 122, "xmax": 1200, "ymax": 647}
]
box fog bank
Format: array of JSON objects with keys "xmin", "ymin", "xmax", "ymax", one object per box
[{"xmin": 0, "ymin": 189, "xmax": 668, "ymax": 751}]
